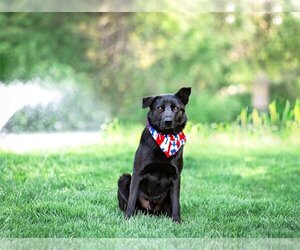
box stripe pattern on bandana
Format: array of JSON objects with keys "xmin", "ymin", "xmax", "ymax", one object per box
[{"xmin": 147, "ymin": 122, "xmax": 186, "ymax": 158}]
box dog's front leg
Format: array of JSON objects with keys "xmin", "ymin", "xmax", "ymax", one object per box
[
  {"xmin": 170, "ymin": 176, "xmax": 181, "ymax": 223},
  {"xmin": 125, "ymin": 173, "xmax": 141, "ymax": 219}
]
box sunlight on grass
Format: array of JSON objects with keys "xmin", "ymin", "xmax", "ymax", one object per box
[{"xmin": 233, "ymin": 166, "xmax": 267, "ymax": 178}]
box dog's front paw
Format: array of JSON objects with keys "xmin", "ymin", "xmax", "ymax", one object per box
[
  {"xmin": 172, "ymin": 216, "xmax": 181, "ymax": 223},
  {"xmin": 124, "ymin": 209, "xmax": 134, "ymax": 219}
]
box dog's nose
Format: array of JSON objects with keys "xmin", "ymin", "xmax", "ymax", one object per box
[{"xmin": 164, "ymin": 120, "xmax": 172, "ymax": 126}]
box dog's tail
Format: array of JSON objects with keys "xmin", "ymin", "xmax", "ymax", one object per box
[{"xmin": 117, "ymin": 173, "xmax": 131, "ymax": 211}]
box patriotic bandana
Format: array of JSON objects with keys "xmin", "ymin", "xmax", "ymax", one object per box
[{"xmin": 147, "ymin": 121, "xmax": 186, "ymax": 158}]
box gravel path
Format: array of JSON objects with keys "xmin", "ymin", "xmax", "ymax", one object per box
[{"xmin": 0, "ymin": 131, "xmax": 101, "ymax": 152}]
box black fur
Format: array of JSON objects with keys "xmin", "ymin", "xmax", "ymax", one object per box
[{"xmin": 117, "ymin": 87, "xmax": 191, "ymax": 222}]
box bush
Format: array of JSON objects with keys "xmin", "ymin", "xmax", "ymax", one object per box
[
  {"xmin": 238, "ymin": 99, "xmax": 300, "ymax": 130},
  {"xmin": 187, "ymin": 92, "xmax": 250, "ymax": 123}
]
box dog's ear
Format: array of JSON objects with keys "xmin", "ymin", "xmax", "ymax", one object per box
[
  {"xmin": 142, "ymin": 96, "xmax": 156, "ymax": 109},
  {"xmin": 175, "ymin": 87, "xmax": 191, "ymax": 105}
]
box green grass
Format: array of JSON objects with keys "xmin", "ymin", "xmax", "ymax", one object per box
[{"xmin": 0, "ymin": 129, "xmax": 300, "ymax": 237}]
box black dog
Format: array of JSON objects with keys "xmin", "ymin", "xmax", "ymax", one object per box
[{"xmin": 117, "ymin": 87, "xmax": 191, "ymax": 222}]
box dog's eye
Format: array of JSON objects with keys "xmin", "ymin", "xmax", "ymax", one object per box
[
  {"xmin": 157, "ymin": 106, "xmax": 164, "ymax": 111},
  {"xmin": 173, "ymin": 107, "xmax": 179, "ymax": 112}
]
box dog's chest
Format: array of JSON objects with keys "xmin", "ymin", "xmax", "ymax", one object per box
[
  {"xmin": 142, "ymin": 164, "xmax": 177, "ymax": 186},
  {"xmin": 141, "ymin": 163, "xmax": 177, "ymax": 180},
  {"xmin": 140, "ymin": 163, "xmax": 176, "ymax": 200}
]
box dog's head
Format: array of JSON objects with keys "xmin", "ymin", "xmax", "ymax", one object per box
[{"xmin": 142, "ymin": 87, "xmax": 191, "ymax": 134}]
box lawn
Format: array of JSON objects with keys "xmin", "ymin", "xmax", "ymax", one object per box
[{"xmin": 0, "ymin": 128, "xmax": 300, "ymax": 237}]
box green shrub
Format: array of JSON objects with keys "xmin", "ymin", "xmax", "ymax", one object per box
[
  {"xmin": 237, "ymin": 99, "xmax": 300, "ymax": 130},
  {"xmin": 187, "ymin": 92, "xmax": 249, "ymax": 124}
]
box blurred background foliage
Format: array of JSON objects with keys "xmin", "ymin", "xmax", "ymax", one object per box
[{"xmin": 0, "ymin": 12, "xmax": 299, "ymax": 131}]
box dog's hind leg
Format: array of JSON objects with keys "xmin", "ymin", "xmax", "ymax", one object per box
[{"xmin": 117, "ymin": 173, "xmax": 131, "ymax": 211}]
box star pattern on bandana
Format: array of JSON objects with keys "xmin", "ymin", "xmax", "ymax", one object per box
[{"xmin": 147, "ymin": 122, "xmax": 186, "ymax": 158}]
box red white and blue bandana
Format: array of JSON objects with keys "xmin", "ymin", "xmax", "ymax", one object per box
[{"xmin": 147, "ymin": 122, "xmax": 186, "ymax": 158}]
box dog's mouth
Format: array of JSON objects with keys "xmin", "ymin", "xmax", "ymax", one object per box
[
  {"xmin": 160, "ymin": 123, "xmax": 175, "ymax": 130},
  {"xmin": 159, "ymin": 124, "xmax": 177, "ymax": 134},
  {"xmin": 148, "ymin": 117, "xmax": 184, "ymax": 134},
  {"xmin": 160, "ymin": 126, "xmax": 175, "ymax": 130}
]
